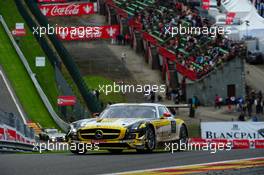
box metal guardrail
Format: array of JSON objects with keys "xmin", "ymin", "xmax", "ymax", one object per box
[
  {"xmin": 0, "ymin": 15, "xmax": 69, "ymax": 132},
  {"xmin": 0, "ymin": 140, "xmax": 36, "ymax": 152}
]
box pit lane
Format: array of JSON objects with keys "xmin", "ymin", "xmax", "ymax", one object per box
[{"xmin": 0, "ymin": 149, "xmax": 263, "ymax": 175}]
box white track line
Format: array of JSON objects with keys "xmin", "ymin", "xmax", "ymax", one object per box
[
  {"xmin": 0, "ymin": 70, "xmax": 26, "ymax": 124},
  {"xmin": 105, "ymin": 156, "xmax": 264, "ymax": 175}
]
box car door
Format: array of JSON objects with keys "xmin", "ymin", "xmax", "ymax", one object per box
[{"xmin": 158, "ymin": 106, "xmax": 173, "ymax": 141}]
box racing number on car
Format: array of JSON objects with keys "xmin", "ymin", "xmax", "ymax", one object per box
[{"xmin": 171, "ymin": 121, "xmax": 176, "ymax": 133}]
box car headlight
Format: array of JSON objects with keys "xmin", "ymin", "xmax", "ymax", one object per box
[{"xmin": 127, "ymin": 122, "xmax": 146, "ymax": 133}]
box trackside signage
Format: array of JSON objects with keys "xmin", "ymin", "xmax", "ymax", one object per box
[
  {"xmin": 38, "ymin": 3, "xmax": 95, "ymax": 17},
  {"xmin": 57, "ymin": 96, "xmax": 76, "ymax": 106},
  {"xmin": 201, "ymin": 122, "xmax": 264, "ymax": 140}
]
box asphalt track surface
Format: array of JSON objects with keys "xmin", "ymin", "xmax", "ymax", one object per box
[{"xmin": 0, "ymin": 149, "xmax": 263, "ymax": 175}]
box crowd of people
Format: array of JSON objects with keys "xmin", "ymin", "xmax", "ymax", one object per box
[
  {"xmin": 214, "ymin": 87, "xmax": 264, "ymax": 121},
  {"xmin": 116, "ymin": 0, "xmax": 246, "ymax": 80}
]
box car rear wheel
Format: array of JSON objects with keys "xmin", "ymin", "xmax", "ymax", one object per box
[{"xmin": 108, "ymin": 149, "xmax": 123, "ymax": 154}]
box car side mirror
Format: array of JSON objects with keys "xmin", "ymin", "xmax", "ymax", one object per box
[{"xmin": 160, "ymin": 112, "xmax": 171, "ymax": 119}]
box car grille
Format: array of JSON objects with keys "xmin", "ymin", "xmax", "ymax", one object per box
[{"xmin": 79, "ymin": 129, "xmax": 121, "ymax": 140}]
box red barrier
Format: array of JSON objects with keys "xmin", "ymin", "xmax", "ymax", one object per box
[
  {"xmin": 0, "ymin": 127, "xmax": 4, "ymax": 140},
  {"xmin": 6, "ymin": 129, "xmax": 17, "ymax": 141},
  {"xmin": 128, "ymin": 19, "xmax": 143, "ymax": 31},
  {"xmin": 255, "ymin": 140, "xmax": 264, "ymax": 149},
  {"xmin": 38, "ymin": 3, "xmax": 95, "ymax": 17},
  {"xmin": 56, "ymin": 25, "xmax": 120, "ymax": 40},
  {"xmin": 176, "ymin": 63, "xmax": 197, "ymax": 81},
  {"xmin": 143, "ymin": 32, "xmax": 157, "ymax": 46},
  {"xmin": 158, "ymin": 47, "xmax": 176, "ymax": 61},
  {"xmin": 232, "ymin": 139, "xmax": 250, "ymax": 149}
]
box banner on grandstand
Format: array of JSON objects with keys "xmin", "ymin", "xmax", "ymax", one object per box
[
  {"xmin": 226, "ymin": 12, "xmax": 236, "ymax": 25},
  {"xmin": 201, "ymin": 122, "xmax": 264, "ymax": 140},
  {"xmin": 37, "ymin": 0, "xmax": 66, "ymax": 2},
  {"xmin": 39, "ymin": 3, "xmax": 95, "ymax": 16},
  {"xmin": 57, "ymin": 96, "xmax": 76, "ymax": 106},
  {"xmin": 202, "ymin": 0, "xmax": 210, "ymax": 10},
  {"xmin": 56, "ymin": 25, "xmax": 120, "ymax": 40}
]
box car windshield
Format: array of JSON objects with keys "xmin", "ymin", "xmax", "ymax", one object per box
[{"xmin": 100, "ymin": 105, "xmax": 157, "ymax": 119}]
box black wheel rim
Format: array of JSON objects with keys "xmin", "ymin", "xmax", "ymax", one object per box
[
  {"xmin": 146, "ymin": 129, "xmax": 155, "ymax": 149},
  {"xmin": 180, "ymin": 127, "xmax": 188, "ymax": 144}
]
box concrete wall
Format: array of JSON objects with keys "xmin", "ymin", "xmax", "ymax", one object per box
[{"xmin": 186, "ymin": 57, "xmax": 245, "ymax": 105}]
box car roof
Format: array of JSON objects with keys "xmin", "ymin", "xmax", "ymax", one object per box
[{"xmin": 110, "ymin": 103, "xmax": 165, "ymax": 107}]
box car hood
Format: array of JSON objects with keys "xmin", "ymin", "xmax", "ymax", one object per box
[{"xmin": 83, "ymin": 118, "xmax": 148, "ymax": 128}]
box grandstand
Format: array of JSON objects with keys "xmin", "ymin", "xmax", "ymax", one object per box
[{"xmin": 104, "ymin": 0, "xmax": 247, "ymax": 105}]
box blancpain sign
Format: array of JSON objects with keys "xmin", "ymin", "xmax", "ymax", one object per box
[{"xmin": 201, "ymin": 122, "xmax": 264, "ymax": 140}]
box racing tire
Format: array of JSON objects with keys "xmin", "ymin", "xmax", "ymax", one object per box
[
  {"xmin": 137, "ymin": 126, "xmax": 156, "ymax": 153},
  {"xmin": 175, "ymin": 125, "xmax": 188, "ymax": 151},
  {"xmin": 70, "ymin": 143, "xmax": 87, "ymax": 155},
  {"xmin": 108, "ymin": 149, "xmax": 123, "ymax": 154}
]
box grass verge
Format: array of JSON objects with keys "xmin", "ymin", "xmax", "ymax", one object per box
[
  {"xmin": 83, "ymin": 75, "xmax": 127, "ymax": 105},
  {"xmin": 0, "ymin": 0, "xmax": 59, "ymax": 112},
  {"xmin": 0, "ymin": 25, "xmax": 57, "ymax": 128}
]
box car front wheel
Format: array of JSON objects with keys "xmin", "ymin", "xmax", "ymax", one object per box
[{"xmin": 137, "ymin": 126, "xmax": 156, "ymax": 153}]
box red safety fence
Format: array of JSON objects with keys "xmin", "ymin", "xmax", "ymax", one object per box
[
  {"xmin": 142, "ymin": 32, "xmax": 158, "ymax": 46},
  {"xmin": 38, "ymin": 2, "xmax": 95, "ymax": 17},
  {"xmin": 0, "ymin": 125, "xmax": 35, "ymax": 145},
  {"xmin": 128, "ymin": 19, "xmax": 143, "ymax": 31},
  {"xmin": 158, "ymin": 47, "xmax": 176, "ymax": 61},
  {"xmin": 176, "ymin": 64, "xmax": 198, "ymax": 81}
]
